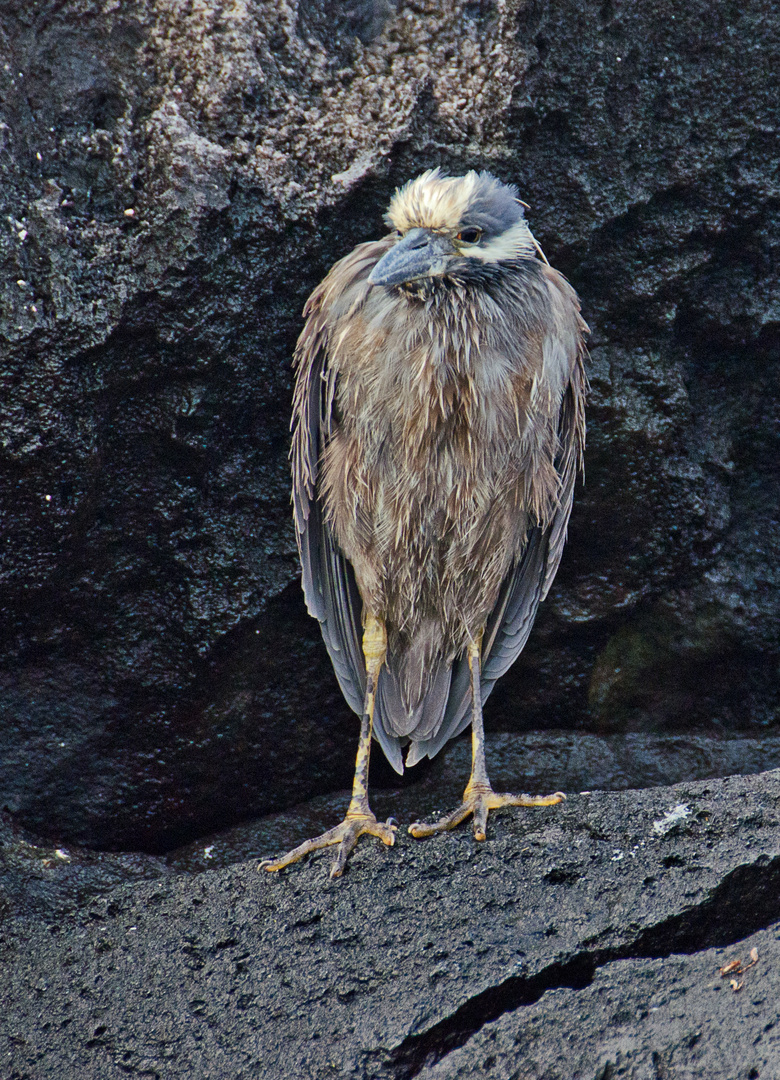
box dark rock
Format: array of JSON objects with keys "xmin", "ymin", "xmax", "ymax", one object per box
[
  {"xmin": 1, "ymin": 0, "xmax": 779, "ymax": 849},
  {"xmin": 0, "ymin": 811, "xmax": 167, "ymax": 922},
  {"xmin": 416, "ymin": 929, "xmax": 780, "ymax": 1079},
  {"xmin": 2, "ymin": 771, "xmax": 780, "ymax": 1078},
  {"xmin": 165, "ymin": 731, "xmax": 780, "ymax": 873}
]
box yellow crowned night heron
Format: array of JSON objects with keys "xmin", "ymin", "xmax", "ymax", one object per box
[{"xmin": 263, "ymin": 169, "xmax": 587, "ymax": 878}]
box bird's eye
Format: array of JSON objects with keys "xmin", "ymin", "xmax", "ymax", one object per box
[{"xmin": 457, "ymin": 228, "xmax": 482, "ymax": 244}]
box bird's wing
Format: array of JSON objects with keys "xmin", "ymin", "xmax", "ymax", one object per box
[
  {"xmin": 483, "ymin": 270, "xmax": 588, "ymax": 679},
  {"xmin": 291, "ymin": 238, "xmax": 405, "ymax": 772},
  {"xmin": 410, "ymin": 266, "xmax": 587, "ymax": 763}
]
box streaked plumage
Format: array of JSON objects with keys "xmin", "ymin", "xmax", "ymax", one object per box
[
  {"xmin": 264, "ymin": 168, "xmax": 586, "ymax": 878},
  {"xmin": 292, "ymin": 169, "xmax": 587, "ymax": 772}
]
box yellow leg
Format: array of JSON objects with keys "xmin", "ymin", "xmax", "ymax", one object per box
[
  {"xmin": 261, "ymin": 614, "xmax": 397, "ymax": 879},
  {"xmin": 409, "ymin": 632, "xmax": 565, "ymax": 842}
]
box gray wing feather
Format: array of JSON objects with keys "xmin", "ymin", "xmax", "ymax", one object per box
[
  {"xmin": 291, "ymin": 241, "xmax": 405, "ymax": 773},
  {"xmin": 542, "ymin": 343, "xmax": 587, "ymax": 599}
]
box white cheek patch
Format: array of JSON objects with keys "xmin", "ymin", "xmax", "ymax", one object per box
[{"xmin": 463, "ymin": 221, "xmax": 537, "ymax": 263}]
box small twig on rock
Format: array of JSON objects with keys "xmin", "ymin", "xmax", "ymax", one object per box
[{"xmin": 719, "ymin": 947, "xmax": 759, "ymax": 990}]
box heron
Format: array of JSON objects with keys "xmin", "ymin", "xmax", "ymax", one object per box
[{"xmin": 263, "ymin": 168, "xmax": 587, "ymax": 878}]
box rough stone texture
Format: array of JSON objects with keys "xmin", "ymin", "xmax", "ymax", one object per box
[
  {"xmin": 0, "ymin": 811, "xmax": 167, "ymax": 922},
  {"xmin": 165, "ymin": 730, "xmax": 780, "ymax": 873},
  {"xmin": 6, "ymin": 731, "xmax": 780, "ymax": 913},
  {"xmin": 417, "ymin": 929, "xmax": 780, "ymax": 1080},
  {"xmin": 3, "ymin": 771, "xmax": 780, "ymax": 1079},
  {"xmin": 1, "ymin": 0, "xmax": 779, "ymax": 849}
]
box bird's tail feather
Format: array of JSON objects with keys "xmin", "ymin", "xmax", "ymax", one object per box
[
  {"xmin": 376, "ymin": 650, "xmax": 452, "ymax": 745},
  {"xmin": 371, "ymin": 697, "xmax": 405, "ymax": 775}
]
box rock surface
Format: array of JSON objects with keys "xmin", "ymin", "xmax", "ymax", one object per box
[
  {"xmin": 166, "ymin": 730, "xmax": 780, "ymax": 873},
  {"xmin": 0, "ymin": 811, "xmax": 166, "ymax": 922},
  {"xmin": 1, "ymin": 0, "xmax": 779, "ymax": 850},
  {"xmin": 3, "ymin": 770, "xmax": 780, "ymax": 1078}
]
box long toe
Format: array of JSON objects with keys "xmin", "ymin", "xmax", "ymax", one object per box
[
  {"xmin": 473, "ymin": 798, "xmax": 489, "ymax": 841},
  {"xmin": 330, "ymin": 821, "xmax": 363, "ymax": 879},
  {"xmin": 262, "ymin": 812, "xmax": 398, "ymax": 877},
  {"xmin": 408, "ymin": 801, "xmax": 473, "ymax": 839},
  {"xmin": 330, "ymin": 817, "xmax": 397, "ymax": 878},
  {"xmin": 409, "ymin": 788, "xmax": 565, "ymax": 842},
  {"xmin": 260, "ymin": 823, "xmax": 346, "ymax": 872},
  {"xmin": 495, "ymin": 791, "xmax": 567, "ymax": 809}
]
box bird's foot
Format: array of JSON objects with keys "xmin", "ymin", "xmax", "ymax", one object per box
[
  {"xmin": 260, "ymin": 805, "xmax": 397, "ymax": 879},
  {"xmin": 408, "ymin": 783, "xmax": 565, "ymax": 842}
]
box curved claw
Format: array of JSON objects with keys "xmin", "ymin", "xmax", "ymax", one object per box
[
  {"xmin": 409, "ymin": 788, "xmax": 565, "ymax": 842},
  {"xmin": 409, "ymin": 801, "xmax": 472, "ymax": 839},
  {"xmin": 330, "ymin": 816, "xmax": 396, "ymax": 879},
  {"xmin": 261, "ymin": 813, "xmax": 397, "ymax": 877}
]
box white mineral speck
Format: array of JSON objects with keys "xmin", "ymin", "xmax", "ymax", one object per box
[{"xmin": 653, "ymin": 803, "xmax": 691, "ymax": 835}]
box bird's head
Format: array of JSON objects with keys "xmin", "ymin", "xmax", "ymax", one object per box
[{"xmin": 367, "ymin": 169, "xmax": 539, "ymax": 289}]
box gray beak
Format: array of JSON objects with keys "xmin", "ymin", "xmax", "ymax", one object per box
[{"xmin": 368, "ymin": 228, "xmax": 456, "ymax": 287}]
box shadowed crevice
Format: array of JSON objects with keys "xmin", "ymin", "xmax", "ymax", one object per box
[{"xmin": 385, "ymin": 854, "xmax": 780, "ymax": 1079}]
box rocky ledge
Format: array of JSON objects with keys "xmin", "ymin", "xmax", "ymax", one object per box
[{"xmin": 3, "ymin": 768, "xmax": 780, "ymax": 1079}]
